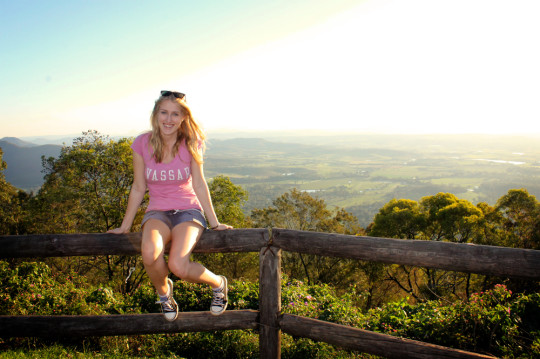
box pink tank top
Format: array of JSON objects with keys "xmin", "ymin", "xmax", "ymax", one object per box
[{"xmin": 131, "ymin": 132, "xmax": 202, "ymax": 212}]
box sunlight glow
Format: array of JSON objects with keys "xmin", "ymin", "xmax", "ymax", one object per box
[{"xmin": 2, "ymin": 0, "xmax": 539, "ymax": 137}]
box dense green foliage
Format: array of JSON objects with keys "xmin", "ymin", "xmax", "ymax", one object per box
[
  {"xmin": 368, "ymin": 190, "xmax": 540, "ymax": 303},
  {"xmin": 1, "ymin": 131, "xmax": 539, "ymax": 358},
  {"xmin": 251, "ymin": 188, "xmax": 370, "ymax": 291},
  {"xmin": 1, "ymin": 262, "xmax": 538, "ymax": 358},
  {"xmin": 0, "ymin": 148, "xmax": 28, "ymax": 235},
  {"xmin": 32, "ymin": 130, "xmax": 137, "ymax": 234}
]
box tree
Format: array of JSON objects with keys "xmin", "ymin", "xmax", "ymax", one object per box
[
  {"xmin": 207, "ymin": 175, "xmax": 248, "ymax": 228},
  {"xmin": 29, "ymin": 131, "xmax": 144, "ymax": 293},
  {"xmin": 420, "ymin": 192, "xmax": 483, "ymax": 243},
  {"xmin": 496, "ymin": 188, "xmax": 540, "ymax": 250},
  {"xmin": 368, "ymin": 199, "xmax": 424, "ymax": 240},
  {"xmin": 494, "ymin": 189, "xmax": 540, "ymax": 294},
  {"xmin": 31, "ymin": 130, "xmax": 140, "ymax": 233},
  {"xmin": 196, "ymin": 175, "xmax": 257, "ymax": 280},
  {"xmin": 251, "ymin": 188, "xmax": 362, "ymax": 234},
  {"xmin": 418, "ymin": 193, "xmax": 486, "ymax": 299},
  {"xmin": 475, "ymin": 202, "xmax": 506, "ymax": 247},
  {"xmin": 369, "ymin": 193, "xmax": 486, "ymax": 301},
  {"xmin": 0, "ymin": 148, "xmax": 27, "ymax": 235},
  {"xmin": 250, "ymin": 189, "xmax": 370, "ymax": 294}
]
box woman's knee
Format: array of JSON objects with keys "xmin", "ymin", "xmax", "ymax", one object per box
[
  {"xmin": 141, "ymin": 233, "xmax": 166, "ymax": 266},
  {"xmin": 141, "ymin": 245, "xmax": 163, "ymax": 266},
  {"xmin": 141, "ymin": 220, "xmax": 169, "ymax": 265},
  {"xmin": 168, "ymin": 258, "xmax": 191, "ymax": 279}
]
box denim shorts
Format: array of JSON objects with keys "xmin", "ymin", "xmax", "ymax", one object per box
[{"xmin": 142, "ymin": 209, "xmax": 207, "ymax": 229}]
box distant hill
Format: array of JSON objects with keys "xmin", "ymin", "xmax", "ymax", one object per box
[
  {"xmin": 0, "ymin": 139, "xmax": 62, "ymax": 191},
  {"xmin": 2, "ymin": 132, "xmax": 539, "ymax": 216},
  {"xmin": 0, "ymin": 137, "xmax": 38, "ymax": 147},
  {"xmin": 205, "ymin": 137, "xmax": 413, "ymax": 166},
  {"xmin": 19, "ymin": 135, "xmax": 80, "ymax": 146}
]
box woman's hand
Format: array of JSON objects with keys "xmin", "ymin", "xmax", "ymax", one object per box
[
  {"xmin": 107, "ymin": 227, "xmax": 129, "ymax": 234},
  {"xmin": 211, "ymin": 223, "xmax": 233, "ymax": 231}
]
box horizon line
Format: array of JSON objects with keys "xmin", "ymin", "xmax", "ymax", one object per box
[{"xmin": 7, "ymin": 128, "xmax": 540, "ymax": 140}]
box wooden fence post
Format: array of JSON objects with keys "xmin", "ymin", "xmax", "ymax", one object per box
[{"xmin": 259, "ymin": 245, "xmax": 282, "ymax": 359}]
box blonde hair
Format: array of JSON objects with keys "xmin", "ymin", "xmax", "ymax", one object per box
[{"xmin": 149, "ymin": 94, "xmax": 206, "ymax": 164}]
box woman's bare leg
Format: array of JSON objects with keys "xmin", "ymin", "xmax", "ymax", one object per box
[
  {"xmin": 141, "ymin": 219, "xmax": 171, "ymax": 296},
  {"xmin": 168, "ymin": 221, "xmax": 222, "ymax": 289}
]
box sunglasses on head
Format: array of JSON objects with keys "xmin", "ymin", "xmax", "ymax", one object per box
[{"xmin": 161, "ymin": 90, "xmax": 186, "ymax": 100}]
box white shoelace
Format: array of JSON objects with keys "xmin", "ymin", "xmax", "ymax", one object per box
[
  {"xmin": 156, "ymin": 298, "xmax": 176, "ymax": 311},
  {"xmin": 212, "ymin": 291, "xmax": 225, "ymax": 307}
]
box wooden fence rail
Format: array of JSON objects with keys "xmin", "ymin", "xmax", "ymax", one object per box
[
  {"xmin": 1, "ymin": 229, "xmax": 268, "ymax": 257},
  {"xmin": 279, "ymin": 314, "xmax": 496, "ymax": 359},
  {"xmin": 0, "ymin": 311, "xmax": 259, "ymax": 337},
  {"xmin": 2, "ymin": 228, "xmax": 538, "ymax": 358},
  {"xmin": 271, "ymin": 229, "xmax": 540, "ymax": 279}
]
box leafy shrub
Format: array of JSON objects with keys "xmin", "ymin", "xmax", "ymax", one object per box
[
  {"xmin": 126, "ymin": 276, "xmax": 260, "ymax": 316},
  {"xmin": 0, "ymin": 261, "xmax": 103, "ymax": 316},
  {"xmin": 163, "ymin": 331, "xmax": 259, "ymax": 358},
  {"xmin": 171, "ymin": 279, "xmax": 213, "ymax": 312},
  {"xmin": 127, "ymin": 283, "xmax": 158, "ymax": 314},
  {"xmin": 86, "ymin": 287, "xmax": 116, "ymax": 305},
  {"xmin": 86, "ymin": 287, "xmax": 129, "ymax": 314},
  {"xmin": 281, "ymin": 335, "xmax": 369, "ymax": 359},
  {"xmin": 2, "ymin": 261, "xmax": 538, "ymax": 358},
  {"xmin": 228, "ymin": 280, "xmax": 259, "ymax": 310},
  {"xmin": 363, "ymin": 284, "xmax": 540, "ymax": 358},
  {"xmin": 282, "ymin": 277, "xmax": 362, "ymax": 326}
]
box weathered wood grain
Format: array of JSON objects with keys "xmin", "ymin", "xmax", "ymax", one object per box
[
  {"xmin": 0, "ymin": 310, "xmax": 259, "ymax": 337},
  {"xmin": 194, "ymin": 228, "xmax": 268, "ymax": 253},
  {"xmin": 0, "ymin": 229, "xmax": 268, "ymax": 258},
  {"xmin": 259, "ymin": 246, "xmax": 282, "ymax": 359},
  {"xmin": 272, "ymin": 228, "xmax": 540, "ymax": 279},
  {"xmin": 1, "ymin": 228, "xmax": 535, "ymax": 358},
  {"xmin": 280, "ymin": 314, "xmax": 496, "ymax": 359}
]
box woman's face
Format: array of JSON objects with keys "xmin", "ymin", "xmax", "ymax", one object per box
[{"xmin": 157, "ymin": 99, "xmax": 184, "ymax": 136}]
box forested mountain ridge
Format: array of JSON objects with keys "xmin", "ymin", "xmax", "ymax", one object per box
[
  {"xmin": 0, "ymin": 139, "xmax": 61, "ymax": 190},
  {"xmin": 2, "ymin": 132, "xmax": 539, "ymax": 227},
  {"xmin": 0, "ymin": 135, "xmax": 415, "ymax": 191},
  {"xmin": 205, "ymin": 134, "xmax": 540, "ymax": 226}
]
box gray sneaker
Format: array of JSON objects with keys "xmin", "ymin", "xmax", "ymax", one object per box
[
  {"xmin": 210, "ymin": 275, "xmax": 228, "ymax": 316},
  {"xmin": 155, "ymin": 278, "xmax": 178, "ymax": 321}
]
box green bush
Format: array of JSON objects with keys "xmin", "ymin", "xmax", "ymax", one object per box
[
  {"xmin": 127, "ymin": 278, "xmax": 260, "ymax": 314},
  {"xmin": 163, "ymin": 331, "xmax": 259, "ymax": 358},
  {"xmin": 127, "ymin": 283, "xmax": 158, "ymax": 313},
  {"xmin": 2, "ymin": 261, "xmax": 538, "ymax": 358},
  {"xmin": 281, "ymin": 335, "xmax": 370, "ymax": 359},
  {"xmin": 228, "ymin": 280, "xmax": 259, "ymax": 310},
  {"xmin": 282, "ymin": 277, "xmax": 362, "ymax": 326},
  {"xmin": 363, "ymin": 284, "xmax": 540, "ymax": 358},
  {"xmin": 0, "ymin": 261, "xmax": 103, "ymax": 316},
  {"xmin": 86, "ymin": 287, "xmax": 130, "ymax": 314}
]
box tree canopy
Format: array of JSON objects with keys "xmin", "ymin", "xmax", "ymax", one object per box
[
  {"xmin": 30, "ymin": 130, "xmax": 138, "ymax": 234},
  {"xmin": 1, "ymin": 131, "xmax": 538, "ymax": 302}
]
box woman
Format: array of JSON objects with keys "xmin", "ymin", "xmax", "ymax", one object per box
[{"xmin": 108, "ymin": 90, "xmax": 232, "ymax": 321}]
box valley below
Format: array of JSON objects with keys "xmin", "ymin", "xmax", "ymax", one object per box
[{"xmin": 2, "ymin": 132, "xmax": 540, "ymax": 227}]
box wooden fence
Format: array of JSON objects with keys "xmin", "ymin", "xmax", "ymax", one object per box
[{"xmin": 1, "ymin": 228, "xmax": 539, "ymax": 358}]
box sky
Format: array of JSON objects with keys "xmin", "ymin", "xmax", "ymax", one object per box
[{"xmin": 1, "ymin": 0, "xmax": 539, "ymax": 138}]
